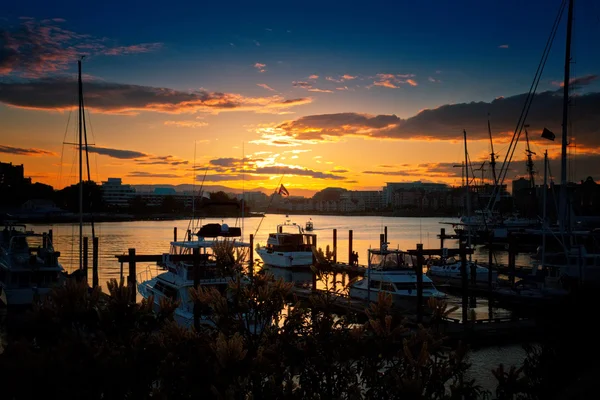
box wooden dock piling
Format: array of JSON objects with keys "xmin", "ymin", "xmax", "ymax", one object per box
[
  {"xmin": 459, "ymin": 236, "xmax": 468, "ymax": 326},
  {"xmin": 416, "ymin": 243, "xmax": 424, "ymax": 322},
  {"xmin": 249, "ymin": 234, "xmax": 254, "ymax": 278},
  {"xmin": 173, "ymin": 227, "xmax": 177, "ymax": 242},
  {"xmin": 348, "ymin": 230, "xmax": 353, "ymax": 264},
  {"xmin": 92, "ymin": 236, "xmax": 99, "ymax": 288},
  {"xmin": 83, "ymin": 236, "xmax": 89, "ymax": 284},
  {"xmin": 128, "ymin": 248, "xmax": 136, "ymax": 303},
  {"xmin": 193, "ymin": 247, "xmax": 200, "ymax": 331},
  {"xmin": 333, "ymin": 229, "xmax": 337, "ymax": 264}
]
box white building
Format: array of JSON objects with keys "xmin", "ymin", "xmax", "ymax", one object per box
[{"xmin": 101, "ymin": 178, "xmax": 136, "ymax": 207}]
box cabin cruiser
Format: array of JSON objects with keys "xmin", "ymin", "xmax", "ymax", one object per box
[
  {"xmin": 348, "ymin": 241, "xmax": 445, "ymax": 309},
  {"xmin": 426, "ymin": 256, "xmax": 498, "ymax": 287},
  {"xmin": 0, "ymin": 221, "xmax": 64, "ymax": 306},
  {"xmin": 137, "ymin": 223, "xmax": 261, "ymax": 332},
  {"xmin": 256, "ymin": 218, "xmax": 317, "ymax": 268}
]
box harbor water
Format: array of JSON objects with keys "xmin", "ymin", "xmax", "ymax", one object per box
[{"xmin": 29, "ymin": 214, "xmax": 532, "ymax": 392}]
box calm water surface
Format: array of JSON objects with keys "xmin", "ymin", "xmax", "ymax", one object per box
[{"xmin": 30, "ymin": 214, "xmax": 529, "ymax": 391}]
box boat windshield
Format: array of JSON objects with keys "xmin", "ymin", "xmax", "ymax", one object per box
[{"xmin": 370, "ymin": 251, "xmax": 415, "ymax": 270}]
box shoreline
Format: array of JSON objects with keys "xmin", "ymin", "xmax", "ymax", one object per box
[{"xmin": 4, "ymin": 210, "xmax": 460, "ymax": 224}]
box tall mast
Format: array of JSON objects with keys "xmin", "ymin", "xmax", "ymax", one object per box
[
  {"xmin": 559, "ymin": 0, "xmax": 574, "ymax": 233},
  {"xmin": 78, "ymin": 59, "xmax": 83, "ymax": 270},
  {"xmin": 463, "ymin": 129, "xmax": 472, "ymax": 257},
  {"xmin": 524, "ymin": 125, "xmax": 536, "ymax": 188},
  {"xmin": 487, "ymin": 114, "xmax": 497, "ymax": 186}
]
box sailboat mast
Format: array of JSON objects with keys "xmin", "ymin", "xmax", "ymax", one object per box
[
  {"xmin": 524, "ymin": 126, "xmax": 536, "ymax": 188},
  {"xmin": 463, "ymin": 129, "xmax": 472, "ymax": 255},
  {"xmin": 78, "ymin": 59, "xmax": 83, "ymax": 270},
  {"xmin": 487, "ymin": 115, "xmax": 497, "ymax": 186},
  {"xmin": 559, "ymin": 0, "xmax": 574, "ymax": 232}
]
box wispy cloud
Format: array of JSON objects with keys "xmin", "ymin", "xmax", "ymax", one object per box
[
  {"xmin": 308, "ymin": 88, "xmax": 333, "ymax": 93},
  {"xmin": 308, "ymin": 74, "xmax": 319, "ymax": 80},
  {"xmin": 0, "ymin": 144, "xmax": 56, "ymax": 156},
  {"xmin": 164, "ymin": 120, "xmax": 208, "ymax": 128},
  {"xmin": 253, "ymin": 40, "xmax": 261, "ymax": 47},
  {"xmin": 293, "ymin": 80, "xmax": 332, "ymax": 93},
  {"xmin": 254, "ymin": 62, "xmax": 266, "ymax": 72},
  {"xmin": 86, "ymin": 146, "xmax": 148, "ymax": 159},
  {"xmin": 0, "ymin": 18, "xmax": 163, "ymax": 77},
  {"xmin": 370, "ymin": 73, "xmax": 417, "ymax": 89},
  {"xmin": 498, "ymin": 44, "xmax": 509, "ymax": 49},
  {"xmin": 551, "ymin": 74, "xmax": 598, "ymax": 88},
  {"xmin": 257, "ymin": 83, "xmax": 276, "ymax": 92},
  {"xmin": 102, "ymin": 43, "xmax": 162, "ymax": 56},
  {"xmin": 136, "ymin": 155, "xmax": 189, "ymax": 166},
  {"xmin": 0, "ymin": 78, "xmax": 312, "ymax": 115},
  {"xmin": 127, "ymin": 171, "xmax": 182, "ymax": 178},
  {"xmin": 428, "ymin": 77, "xmax": 441, "ymax": 83}
]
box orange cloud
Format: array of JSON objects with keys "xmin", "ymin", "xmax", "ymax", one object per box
[
  {"xmin": 371, "ymin": 73, "xmax": 417, "ymax": 89},
  {"xmin": 0, "ymin": 144, "xmax": 56, "ymax": 157},
  {"xmin": 308, "ymin": 74, "xmax": 319, "ymax": 79},
  {"xmin": 254, "ymin": 62, "xmax": 266, "ymax": 72},
  {"xmin": 164, "ymin": 120, "xmax": 209, "ymax": 128},
  {"xmin": 257, "ymin": 83, "xmax": 276, "ymax": 92}
]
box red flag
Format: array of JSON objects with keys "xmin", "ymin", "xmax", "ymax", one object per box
[{"xmin": 278, "ymin": 184, "xmax": 289, "ymax": 196}]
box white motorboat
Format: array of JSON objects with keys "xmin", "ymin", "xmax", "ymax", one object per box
[
  {"xmin": 0, "ymin": 221, "xmax": 65, "ymax": 306},
  {"xmin": 137, "ymin": 223, "xmax": 261, "ymax": 332},
  {"xmin": 426, "ymin": 256, "xmax": 498, "ymax": 287},
  {"xmin": 348, "ymin": 241, "xmax": 445, "ymax": 309},
  {"xmin": 256, "ymin": 218, "xmax": 317, "ymax": 268}
]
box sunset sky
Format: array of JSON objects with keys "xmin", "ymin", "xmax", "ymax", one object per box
[{"xmin": 1, "ymin": 0, "xmax": 599, "ymax": 196}]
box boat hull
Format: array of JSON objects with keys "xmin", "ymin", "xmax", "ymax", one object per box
[
  {"xmin": 256, "ymin": 249, "xmax": 314, "ymax": 268},
  {"xmin": 348, "ymin": 286, "xmax": 445, "ymax": 310}
]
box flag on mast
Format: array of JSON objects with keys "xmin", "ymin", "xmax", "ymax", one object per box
[
  {"xmin": 278, "ymin": 184, "xmax": 289, "ymax": 196},
  {"xmin": 541, "ymin": 127, "xmax": 555, "ymax": 141}
]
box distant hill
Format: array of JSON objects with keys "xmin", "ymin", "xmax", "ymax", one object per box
[{"xmin": 131, "ymin": 184, "xmax": 317, "ymax": 198}]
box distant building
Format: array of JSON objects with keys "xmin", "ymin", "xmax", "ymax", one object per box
[
  {"xmin": 384, "ymin": 181, "xmax": 450, "ymax": 207},
  {"xmin": 101, "ymin": 178, "xmax": 136, "ymax": 207},
  {"xmin": 512, "ymin": 177, "xmax": 531, "ymax": 194},
  {"xmin": 0, "ymin": 161, "xmax": 31, "ymax": 189},
  {"xmin": 343, "ymin": 190, "xmax": 383, "ymax": 210}
]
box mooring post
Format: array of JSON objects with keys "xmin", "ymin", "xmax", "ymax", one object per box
[
  {"xmin": 83, "ymin": 236, "xmax": 89, "ymax": 283},
  {"xmin": 460, "ymin": 235, "xmax": 468, "ymax": 328},
  {"xmin": 249, "ymin": 234, "xmax": 254, "ymax": 278},
  {"xmin": 174, "ymin": 227, "xmax": 177, "ymax": 242},
  {"xmin": 469, "ymin": 260, "xmax": 477, "ymax": 308},
  {"xmin": 193, "ymin": 247, "xmax": 200, "ymax": 331},
  {"xmin": 384, "ymin": 226, "xmax": 388, "ymax": 243},
  {"xmin": 187, "ymin": 229, "xmax": 192, "ymax": 241},
  {"xmin": 333, "ymin": 229, "xmax": 337, "ymax": 264},
  {"xmin": 348, "ymin": 230, "xmax": 353, "ymax": 265},
  {"xmin": 128, "ymin": 248, "xmax": 136, "ymax": 303},
  {"xmin": 440, "ymin": 228, "xmax": 445, "ymax": 250},
  {"xmin": 92, "ymin": 236, "xmax": 99, "ymax": 289},
  {"xmin": 48, "ymin": 229, "xmax": 53, "ymax": 245},
  {"xmin": 416, "ymin": 243, "xmax": 424, "ymax": 322},
  {"xmin": 380, "ymin": 233, "xmax": 385, "ymax": 246}
]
